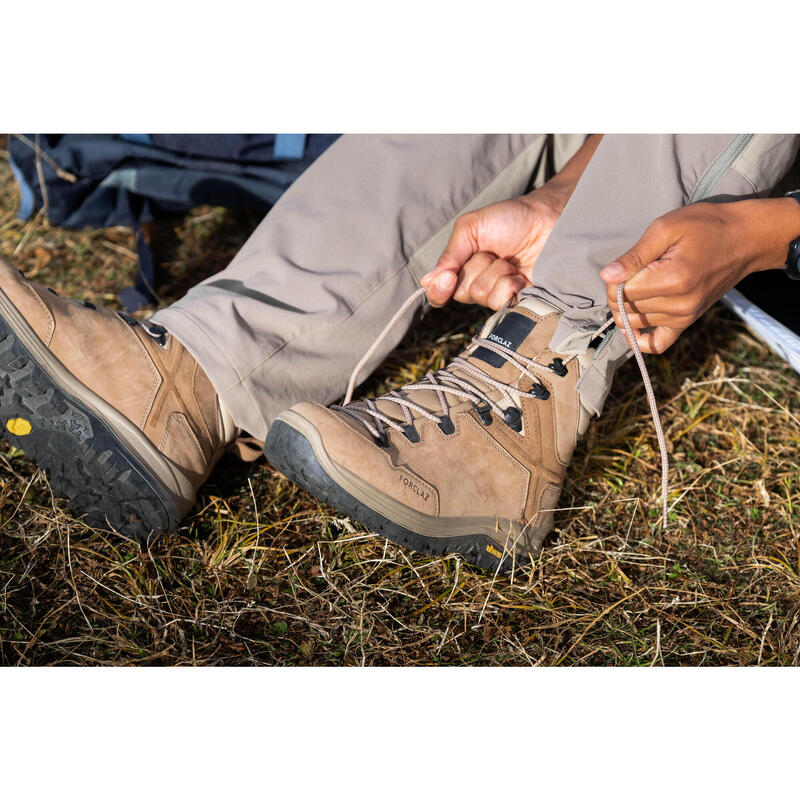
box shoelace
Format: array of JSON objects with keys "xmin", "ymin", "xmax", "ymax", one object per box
[
  {"xmin": 615, "ymin": 282, "xmax": 669, "ymax": 527},
  {"xmin": 117, "ymin": 311, "xmax": 169, "ymax": 348},
  {"xmin": 338, "ymin": 282, "xmax": 669, "ymax": 528}
]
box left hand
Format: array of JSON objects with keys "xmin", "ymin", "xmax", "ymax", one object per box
[
  {"xmin": 420, "ymin": 186, "xmax": 569, "ymax": 309},
  {"xmin": 422, "ymin": 135, "xmax": 604, "ymax": 309},
  {"xmin": 600, "ymin": 198, "xmax": 800, "ymax": 354}
]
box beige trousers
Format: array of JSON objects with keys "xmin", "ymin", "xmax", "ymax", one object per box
[
  {"xmin": 153, "ymin": 134, "xmax": 799, "ymax": 439},
  {"xmin": 153, "ymin": 134, "xmax": 585, "ymax": 439}
]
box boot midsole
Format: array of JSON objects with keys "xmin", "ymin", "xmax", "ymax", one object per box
[{"xmin": 274, "ymin": 409, "xmax": 550, "ymax": 551}]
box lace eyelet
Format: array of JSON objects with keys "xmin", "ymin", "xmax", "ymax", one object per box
[
  {"xmin": 503, "ymin": 407, "xmax": 522, "ymax": 432},
  {"xmin": 144, "ymin": 323, "xmax": 169, "ymax": 348},
  {"xmin": 373, "ymin": 431, "xmax": 389, "ymax": 448},
  {"xmin": 548, "ymin": 358, "xmax": 568, "ymax": 377},
  {"xmin": 532, "ymin": 383, "xmax": 550, "ymax": 400},
  {"xmin": 437, "ymin": 415, "xmax": 455, "ymax": 435},
  {"xmin": 473, "ymin": 401, "xmax": 493, "ymax": 426},
  {"xmin": 402, "ymin": 424, "xmax": 420, "ymax": 443}
]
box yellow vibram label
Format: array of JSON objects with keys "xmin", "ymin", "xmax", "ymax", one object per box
[
  {"xmin": 486, "ymin": 544, "xmax": 503, "ymax": 559},
  {"xmin": 6, "ymin": 418, "xmax": 32, "ymax": 436}
]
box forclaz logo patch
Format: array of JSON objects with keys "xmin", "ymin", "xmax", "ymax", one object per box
[
  {"xmin": 398, "ymin": 473, "xmax": 430, "ymax": 503},
  {"xmin": 487, "ymin": 333, "xmax": 513, "ymax": 348}
]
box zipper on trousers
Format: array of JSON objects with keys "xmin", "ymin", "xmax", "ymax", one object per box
[{"xmin": 689, "ymin": 134, "xmax": 754, "ymax": 203}]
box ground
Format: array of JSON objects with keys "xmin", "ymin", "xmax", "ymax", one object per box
[{"xmin": 1, "ymin": 137, "xmax": 799, "ymax": 666}]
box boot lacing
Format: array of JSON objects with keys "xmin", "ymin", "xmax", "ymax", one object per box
[{"xmin": 339, "ymin": 283, "xmax": 670, "ymax": 528}]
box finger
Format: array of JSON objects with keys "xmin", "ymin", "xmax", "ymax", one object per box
[
  {"xmin": 609, "ymin": 290, "xmax": 701, "ymax": 318},
  {"xmin": 421, "ymin": 212, "xmax": 479, "ymax": 286},
  {"xmin": 425, "ymin": 269, "xmax": 458, "ymax": 307},
  {"xmin": 608, "ymin": 294, "xmax": 694, "ymax": 326},
  {"xmin": 607, "ymin": 264, "xmax": 694, "ymax": 309},
  {"xmin": 487, "ymin": 274, "xmax": 530, "ymax": 310},
  {"xmin": 599, "ymin": 216, "xmax": 677, "ymax": 287},
  {"xmin": 634, "ymin": 325, "xmax": 681, "ymax": 355},
  {"xmin": 610, "ymin": 309, "xmax": 636, "ymax": 350},
  {"xmin": 451, "ymin": 252, "xmax": 501, "ymax": 304},
  {"xmin": 610, "ymin": 304, "xmax": 696, "ymax": 332},
  {"xmin": 612, "ymin": 310, "xmax": 693, "ymax": 329},
  {"xmin": 455, "ymin": 256, "xmax": 516, "ymax": 306}
]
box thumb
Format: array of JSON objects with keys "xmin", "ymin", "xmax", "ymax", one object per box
[
  {"xmin": 420, "ymin": 213, "xmax": 478, "ymax": 287},
  {"xmin": 599, "ymin": 217, "xmax": 676, "ymax": 285}
]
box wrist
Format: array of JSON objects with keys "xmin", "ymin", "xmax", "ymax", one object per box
[
  {"xmin": 524, "ymin": 134, "xmax": 603, "ymax": 213},
  {"xmin": 523, "ymin": 177, "xmax": 573, "ymax": 215},
  {"xmin": 731, "ymin": 197, "xmax": 800, "ymax": 275}
]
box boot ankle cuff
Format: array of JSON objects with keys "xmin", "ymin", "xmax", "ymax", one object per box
[{"xmin": 550, "ymin": 318, "xmax": 631, "ymax": 418}]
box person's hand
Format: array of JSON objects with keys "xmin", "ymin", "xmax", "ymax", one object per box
[
  {"xmin": 421, "ymin": 134, "xmax": 604, "ymax": 309},
  {"xmin": 420, "ymin": 186, "xmax": 569, "ymax": 309},
  {"xmin": 600, "ymin": 198, "xmax": 800, "ymax": 354}
]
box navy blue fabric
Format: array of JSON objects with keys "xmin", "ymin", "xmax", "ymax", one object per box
[{"xmin": 7, "ymin": 134, "xmax": 340, "ymax": 309}]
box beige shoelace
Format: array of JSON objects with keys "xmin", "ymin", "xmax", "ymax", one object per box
[
  {"xmin": 616, "ymin": 282, "xmax": 669, "ymax": 526},
  {"xmin": 338, "ymin": 282, "xmax": 669, "ymax": 528}
]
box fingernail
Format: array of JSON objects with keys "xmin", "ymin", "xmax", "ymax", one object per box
[
  {"xmin": 600, "ymin": 262, "xmax": 624, "ymax": 281},
  {"xmin": 435, "ymin": 272, "xmax": 456, "ymax": 290}
]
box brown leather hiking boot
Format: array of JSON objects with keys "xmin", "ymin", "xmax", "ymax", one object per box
[
  {"xmin": 0, "ymin": 255, "xmax": 237, "ymax": 542},
  {"xmin": 264, "ymin": 294, "xmax": 605, "ymax": 572}
]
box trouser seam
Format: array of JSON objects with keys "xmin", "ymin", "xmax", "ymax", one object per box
[{"xmin": 686, "ymin": 134, "xmax": 736, "ymax": 201}]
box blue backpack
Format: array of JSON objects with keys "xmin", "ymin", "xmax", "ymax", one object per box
[{"xmin": 8, "ymin": 134, "xmax": 339, "ymax": 310}]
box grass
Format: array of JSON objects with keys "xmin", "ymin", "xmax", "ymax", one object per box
[{"xmin": 1, "ymin": 137, "xmax": 799, "ymax": 666}]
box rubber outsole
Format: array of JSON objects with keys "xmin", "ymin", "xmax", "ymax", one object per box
[
  {"xmin": 264, "ymin": 419, "xmax": 531, "ymax": 574},
  {"xmin": 0, "ymin": 314, "xmax": 180, "ymax": 544}
]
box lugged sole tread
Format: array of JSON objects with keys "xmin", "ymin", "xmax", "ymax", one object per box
[{"xmin": 0, "ymin": 315, "xmax": 180, "ymax": 544}]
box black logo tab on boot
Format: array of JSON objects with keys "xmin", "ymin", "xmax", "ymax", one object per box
[{"xmin": 472, "ymin": 313, "xmax": 536, "ymax": 368}]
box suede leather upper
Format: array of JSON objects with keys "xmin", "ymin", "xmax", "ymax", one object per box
[
  {"xmin": 0, "ymin": 255, "xmax": 230, "ymax": 490},
  {"xmin": 288, "ymin": 298, "xmax": 591, "ymax": 553}
]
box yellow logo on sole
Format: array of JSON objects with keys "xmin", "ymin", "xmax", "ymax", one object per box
[
  {"xmin": 6, "ymin": 418, "xmax": 32, "ymax": 436},
  {"xmin": 486, "ymin": 544, "xmax": 503, "ymax": 559}
]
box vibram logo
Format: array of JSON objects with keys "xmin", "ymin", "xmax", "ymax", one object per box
[
  {"xmin": 6, "ymin": 418, "xmax": 32, "ymax": 436},
  {"xmin": 486, "ymin": 544, "xmax": 503, "ymax": 559}
]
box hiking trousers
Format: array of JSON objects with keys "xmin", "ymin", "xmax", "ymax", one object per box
[{"xmin": 152, "ymin": 134, "xmax": 800, "ymax": 440}]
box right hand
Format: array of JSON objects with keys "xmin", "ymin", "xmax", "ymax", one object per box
[{"xmin": 420, "ymin": 184, "xmax": 569, "ymax": 310}]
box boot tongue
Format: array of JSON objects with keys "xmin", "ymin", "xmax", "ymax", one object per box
[
  {"xmin": 373, "ymin": 297, "xmax": 562, "ymax": 422},
  {"xmin": 469, "ymin": 303, "xmax": 551, "ymax": 371}
]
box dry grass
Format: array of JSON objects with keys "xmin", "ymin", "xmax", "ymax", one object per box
[{"xmin": 1, "ymin": 138, "xmax": 799, "ymax": 666}]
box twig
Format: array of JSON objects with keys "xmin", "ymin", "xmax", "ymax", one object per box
[{"xmin": 11, "ymin": 134, "xmax": 77, "ymax": 182}]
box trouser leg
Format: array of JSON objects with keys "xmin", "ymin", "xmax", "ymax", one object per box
[
  {"xmin": 521, "ymin": 134, "xmax": 800, "ymax": 416},
  {"xmin": 153, "ymin": 134, "xmax": 585, "ymax": 440}
]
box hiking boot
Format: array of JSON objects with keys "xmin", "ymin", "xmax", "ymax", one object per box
[
  {"xmin": 264, "ymin": 294, "xmax": 606, "ymax": 572},
  {"xmin": 0, "ymin": 255, "xmax": 237, "ymax": 542}
]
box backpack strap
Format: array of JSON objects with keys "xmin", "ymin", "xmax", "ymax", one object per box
[{"xmin": 119, "ymin": 223, "xmax": 157, "ymax": 312}]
